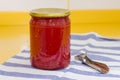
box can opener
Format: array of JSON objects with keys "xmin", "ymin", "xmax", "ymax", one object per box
[{"xmin": 75, "ymin": 53, "xmax": 109, "ymax": 74}]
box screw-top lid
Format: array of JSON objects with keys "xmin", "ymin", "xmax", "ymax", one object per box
[{"xmin": 30, "ymin": 8, "xmax": 70, "ymax": 18}]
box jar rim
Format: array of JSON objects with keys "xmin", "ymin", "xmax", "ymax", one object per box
[{"xmin": 30, "ymin": 8, "xmax": 70, "ymax": 18}]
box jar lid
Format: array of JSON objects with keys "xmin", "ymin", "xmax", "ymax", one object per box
[{"xmin": 30, "ymin": 8, "xmax": 70, "ymax": 18}]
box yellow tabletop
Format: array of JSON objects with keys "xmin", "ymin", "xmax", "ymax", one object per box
[
  {"xmin": 0, "ymin": 10, "xmax": 120, "ymax": 64},
  {"xmin": 0, "ymin": 26, "xmax": 29, "ymax": 64}
]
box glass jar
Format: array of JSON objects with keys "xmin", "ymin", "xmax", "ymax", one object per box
[{"xmin": 30, "ymin": 8, "xmax": 70, "ymax": 70}]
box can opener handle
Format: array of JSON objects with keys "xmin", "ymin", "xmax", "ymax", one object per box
[{"xmin": 75, "ymin": 53, "xmax": 109, "ymax": 74}]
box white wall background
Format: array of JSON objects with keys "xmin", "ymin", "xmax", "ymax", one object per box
[{"xmin": 0, "ymin": 0, "xmax": 120, "ymax": 11}]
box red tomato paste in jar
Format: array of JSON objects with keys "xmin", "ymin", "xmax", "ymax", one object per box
[{"xmin": 30, "ymin": 8, "xmax": 70, "ymax": 70}]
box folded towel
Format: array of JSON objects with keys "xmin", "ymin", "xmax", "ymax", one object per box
[{"xmin": 0, "ymin": 33, "xmax": 120, "ymax": 80}]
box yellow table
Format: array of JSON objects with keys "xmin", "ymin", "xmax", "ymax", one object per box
[
  {"xmin": 0, "ymin": 26, "xmax": 29, "ymax": 64},
  {"xmin": 0, "ymin": 10, "xmax": 120, "ymax": 64}
]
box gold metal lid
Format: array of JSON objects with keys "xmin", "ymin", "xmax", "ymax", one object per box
[{"xmin": 30, "ymin": 8, "xmax": 70, "ymax": 18}]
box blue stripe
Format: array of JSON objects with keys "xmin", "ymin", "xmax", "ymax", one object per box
[
  {"xmin": 13, "ymin": 56, "xmax": 30, "ymax": 60},
  {"xmin": 21, "ymin": 50, "xmax": 30, "ymax": 53},
  {"xmin": 3, "ymin": 62, "xmax": 120, "ymax": 78},
  {"xmin": 0, "ymin": 70, "xmax": 71, "ymax": 80},
  {"xmin": 21, "ymin": 44, "xmax": 120, "ymax": 55},
  {"xmin": 71, "ymin": 49, "xmax": 120, "ymax": 56},
  {"xmin": 87, "ymin": 54, "xmax": 120, "ymax": 62},
  {"xmin": 109, "ymin": 66, "xmax": 120, "ymax": 68},
  {"xmin": 71, "ymin": 34, "xmax": 120, "ymax": 41},
  {"xmin": 62, "ymin": 68, "xmax": 120, "ymax": 78},
  {"xmin": 3, "ymin": 62, "xmax": 32, "ymax": 68},
  {"xmin": 3, "ymin": 61, "xmax": 83, "ymax": 68},
  {"xmin": 12, "ymin": 53, "xmax": 120, "ymax": 62},
  {"xmin": 98, "ymin": 37, "xmax": 120, "ymax": 41},
  {"xmin": 12, "ymin": 50, "xmax": 120, "ymax": 62},
  {"xmin": 3, "ymin": 62, "xmax": 84, "ymax": 69},
  {"xmin": 70, "ymin": 61, "xmax": 83, "ymax": 65},
  {"xmin": 10, "ymin": 47, "xmax": 120, "ymax": 65},
  {"xmin": 71, "ymin": 43, "xmax": 120, "ymax": 50},
  {"xmin": 71, "ymin": 34, "xmax": 101, "ymax": 41},
  {"xmin": 3, "ymin": 61, "xmax": 120, "ymax": 74}
]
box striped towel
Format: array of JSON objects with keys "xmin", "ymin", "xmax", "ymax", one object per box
[{"xmin": 0, "ymin": 33, "xmax": 120, "ymax": 80}]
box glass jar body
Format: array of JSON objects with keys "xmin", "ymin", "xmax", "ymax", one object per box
[{"xmin": 30, "ymin": 16, "xmax": 70, "ymax": 70}]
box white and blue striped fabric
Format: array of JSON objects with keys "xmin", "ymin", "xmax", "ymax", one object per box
[{"xmin": 0, "ymin": 33, "xmax": 120, "ymax": 80}]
